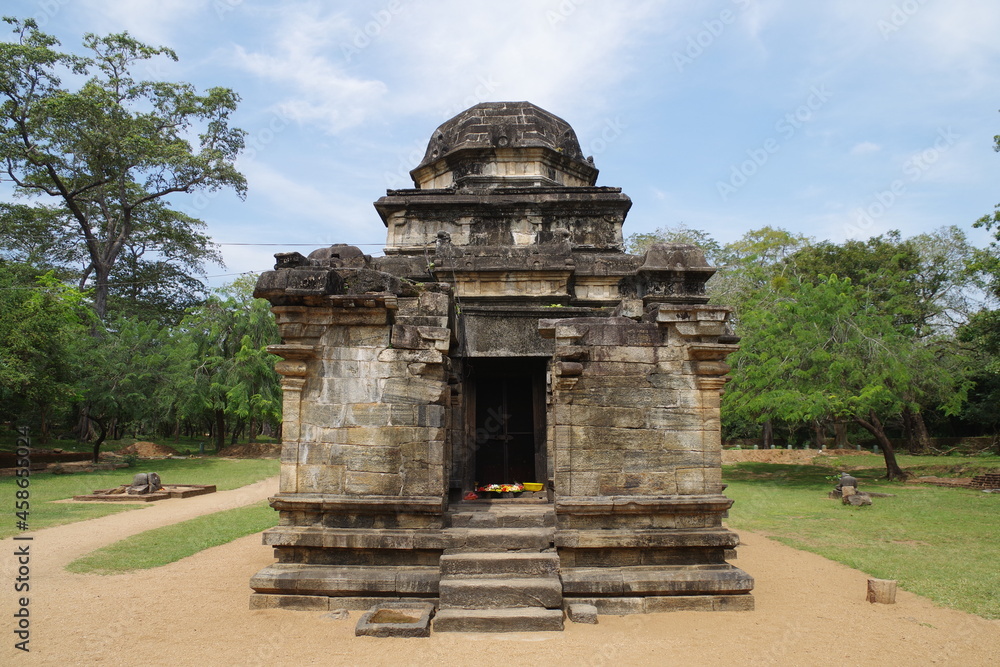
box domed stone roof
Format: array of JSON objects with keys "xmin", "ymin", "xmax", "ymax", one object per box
[
  {"xmin": 414, "ymin": 101, "xmax": 590, "ymax": 170},
  {"xmin": 408, "ymin": 102, "xmax": 599, "ymax": 189}
]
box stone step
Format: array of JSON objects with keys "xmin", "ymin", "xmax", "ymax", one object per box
[
  {"xmin": 446, "ymin": 507, "xmax": 555, "ymax": 529},
  {"xmin": 439, "ymin": 576, "xmax": 563, "ymax": 609},
  {"xmin": 433, "ymin": 607, "xmax": 565, "ymax": 632},
  {"xmin": 444, "ymin": 527, "xmax": 554, "ymax": 551},
  {"xmin": 440, "ymin": 552, "xmax": 560, "ymax": 578}
]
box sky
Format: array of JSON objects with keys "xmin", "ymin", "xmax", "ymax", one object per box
[{"xmin": 4, "ymin": 0, "xmax": 1000, "ymax": 285}]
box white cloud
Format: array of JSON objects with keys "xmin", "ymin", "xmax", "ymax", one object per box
[
  {"xmin": 227, "ymin": 6, "xmax": 388, "ymax": 132},
  {"xmin": 222, "ymin": 1, "xmax": 682, "ymax": 134},
  {"xmin": 850, "ymin": 141, "xmax": 881, "ymax": 155},
  {"xmin": 79, "ymin": 0, "xmax": 204, "ymax": 44},
  {"xmin": 236, "ymin": 159, "xmax": 380, "ymax": 244},
  {"xmin": 381, "ymin": 0, "xmax": 674, "ymax": 122}
]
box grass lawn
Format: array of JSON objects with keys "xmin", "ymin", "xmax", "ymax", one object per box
[
  {"xmin": 66, "ymin": 500, "xmax": 278, "ymax": 574},
  {"xmin": 0, "ymin": 457, "xmax": 278, "ymax": 539},
  {"xmin": 723, "ymin": 460, "xmax": 1000, "ymax": 619}
]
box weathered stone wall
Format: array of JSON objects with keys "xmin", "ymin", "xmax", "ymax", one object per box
[
  {"xmin": 543, "ymin": 310, "xmax": 730, "ymax": 508},
  {"xmin": 539, "ymin": 309, "xmax": 752, "ymax": 609}
]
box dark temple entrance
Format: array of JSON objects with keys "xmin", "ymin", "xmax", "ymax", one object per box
[{"xmin": 470, "ymin": 359, "xmax": 546, "ymax": 486}]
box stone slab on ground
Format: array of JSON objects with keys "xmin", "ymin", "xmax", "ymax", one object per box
[{"xmin": 355, "ymin": 602, "xmax": 435, "ymax": 638}]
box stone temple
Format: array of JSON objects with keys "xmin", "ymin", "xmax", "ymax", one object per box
[{"xmin": 249, "ymin": 102, "xmax": 754, "ymax": 631}]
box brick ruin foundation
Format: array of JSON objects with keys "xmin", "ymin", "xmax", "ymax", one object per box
[{"xmin": 249, "ymin": 102, "xmax": 754, "ymax": 630}]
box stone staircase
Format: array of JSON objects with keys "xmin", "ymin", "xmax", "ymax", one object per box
[{"xmin": 433, "ymin": 503, "xmax": 564, "ymax": 632}]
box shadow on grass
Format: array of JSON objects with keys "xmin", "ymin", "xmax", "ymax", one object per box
[{"xmin": 723, "ymin": 463, "xmax": 837, "ymax": 488}]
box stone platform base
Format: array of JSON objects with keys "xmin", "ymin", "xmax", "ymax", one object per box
[
  {"xmin": 72, "ymin": 484, "xmax": 217, "ymax": 502},
  {"xmin": 565, "ymin": 594, "xmax": 754, "ymax": 615},
  {"xmin": 250, "ymin": 594, "xmax": 438, "ymax": 611}
]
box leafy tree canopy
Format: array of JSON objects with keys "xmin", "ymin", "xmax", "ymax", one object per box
[{"xmin": 0, "ymin": 17, "xmax": 245, "ymax": 320}]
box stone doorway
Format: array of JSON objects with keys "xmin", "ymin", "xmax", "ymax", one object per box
[{"xmin": 469, "ymin": 359, "xmax": 547, "ymax": 489}]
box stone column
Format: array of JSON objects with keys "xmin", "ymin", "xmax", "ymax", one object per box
[
  {"xmin": 250, "ymin": 277, "xmax": 455, "ymax": 609},
  {"xmin": 539, "ymin": 307, "xmax": 754, "ymax": 615}
]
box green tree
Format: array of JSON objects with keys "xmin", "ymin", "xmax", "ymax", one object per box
[
  {"xmin": 0, "ymin": 17, "xmax": 245, "ymax": 319},
  {"xmin": 725, "ymin": 275, "xmax": 969, "ymax": 480},
  {"xmin": 178, "ymin": 277, "xmax": 280, "ymax": 451},
  {"xmin": 785, "ymin": 229, "xmax": 980, "ymax": 450},
  {"xmin": 0, "ymin": 266, "xmax": 89, "ymax": 442},
  {"xmin": 78, "ymin": 314, "xmax": 172, "ymax": 461}
]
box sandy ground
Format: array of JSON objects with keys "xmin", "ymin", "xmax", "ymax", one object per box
[{"xmin": 2, "ymin": 476, "xmax": 998, "ymax": 666}]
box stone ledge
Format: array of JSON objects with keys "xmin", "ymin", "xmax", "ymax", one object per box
[
  {"xmin": 564, "ymin": 594, "xmax": 754, "ymax": 615},
  {"xmin": 262, "ymin": 526, "xmax": 450, "ymax": 550},
  {"xmin": 556, "ymin": 495, "xmax": 734, "ymax": 515},
  {"xmin": 268, "ymin": 494, "xmax": 445, "ymax": 515},
  {"xmin": 561, "ymin": 564, "xmax": 754, "ymax": 596},
  {"xmin": 555, "ymin": 528, "xmax": 740, "ymax": 549},
  {"xmin": 250, "ymin": 564, "xmax": 439, "ymax": 596}
]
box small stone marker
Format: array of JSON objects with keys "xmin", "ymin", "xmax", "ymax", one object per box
[
  {"xmin": 566, "ymin": 603, "xmax": 598, "ymax": 624},
  {"xmin": 866, "ymin": 578, "xmax": 897, "ymax": 604}
]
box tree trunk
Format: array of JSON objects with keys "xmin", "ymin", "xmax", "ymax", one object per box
[
  {"xmin": 214, "ymin": 410, "xmax": 226, "ymax": 453},
  {"xmin": 854, "ymin": 411, "xmax": 908, "ymax": 480},
  {"xmin": 38, "ymin": 403, "xmax": 50, "ymax": 444},
  {"xmin": 89, "ymin": 415, "xmax": 108, "ymax": 464},
  {"xmin": 762, "ymin": 420, "xmax": 774, "ymax": 449},
  {"xmin": 902, "ymin": 407, "xmax": 931, "ymax": 452},
  {"xmin": 92, "ymin": 262, "xmax": 111, "ymax": 320},
  {"xmin": 813, "ymin": 419, "xmax": 826, "ymax": 449},
  {"xmin": 230, "ymin": 419, "xmax": 243, "ymax": 446},
  {"xmin": 248, "ymin": 417, "xmax": 258, "ymax": 444},
  {"xmin": 833, "ymin": 422, "xmax": 848, "ymax": 449}
]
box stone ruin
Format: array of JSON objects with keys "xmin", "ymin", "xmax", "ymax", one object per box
[
  {"xmin": 249, "ymin": 102, "xmax": 754, "ymax": 631},
  {"xmin": 129, "ymin": 472, "xmax": 163, "ymax": 494}
]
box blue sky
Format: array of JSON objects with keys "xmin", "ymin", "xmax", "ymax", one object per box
[{"xmin": 4, "ymin": 0, "xmax": 1000, "ymax": 283}]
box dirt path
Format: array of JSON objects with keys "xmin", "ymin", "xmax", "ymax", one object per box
[{"xmin": 3, "ymin": 478, "xmax": 997, "ymax": 666}]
